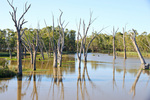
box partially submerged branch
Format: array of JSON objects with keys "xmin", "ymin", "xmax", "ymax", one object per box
[{"xmin": 129, "ymin": 29, "xmax": 149, "ymax": 69}]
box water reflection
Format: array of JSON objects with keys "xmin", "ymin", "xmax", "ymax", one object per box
[
  {"xmin": 123, "ymin": 60, "xmax": 126, "ymax": 88},
  {"xmin": 113, "ymin": 60, "xmax": 117, "ymax": 90},
  {"xmin": 32, "ymin": 72, "xmax": 38, "ymax": 100},
  {"xmin": 17, "ymin": 77, "xmax": 22, "ymax": 100},
  {"xmin": 130, "ymin": 66, "xmax": 143, "ymax": 98},
  {"xmin": 77, "ymin": 62, "xmax": 96, "ymax": 100},
  {"xmin": 48, "ymin": 67, "xmax": 64, "ymax": 100},
  {"xmin": 0, "ymin": 80, "xmax": 8, "ymax": 93}
]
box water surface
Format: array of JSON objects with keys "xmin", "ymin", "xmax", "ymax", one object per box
[{"xmin": 0, "ymin": 53, "xmax": 150, "ymax": 100}]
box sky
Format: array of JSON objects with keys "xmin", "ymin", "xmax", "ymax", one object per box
[{"xmin": 1, "ymin": 0, "xmax": 150, "ymax": 35}]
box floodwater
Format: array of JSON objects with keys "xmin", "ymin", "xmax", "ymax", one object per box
[{"xmin": 0, "ymin": 53, "xmax": 150, "ymax": 100}]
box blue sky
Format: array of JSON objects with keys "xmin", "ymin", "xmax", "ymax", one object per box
[{"xmin": 1, "ymin": 0, "xmax": 150, "ymax": 35}]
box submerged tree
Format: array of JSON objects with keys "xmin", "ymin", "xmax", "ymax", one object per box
[
  {"xmin": 76, "ymin": 19, "xmax": 83, "ymax": 68},
  {"xmin": 77, "ymin": 12, "xmax": 105, "ymax": 67},
  {"xmin": 57, "ymin": 10, "xmax": 68, "ymax": 67},
  {"xmin": 45, "ymin": 10, "xmax": 67, "ymax": 67},
  {"xmin": 123, "ymin": 28, "xmax": 127, "ymax": 59},
  {"xmin": 112, "ymin": 27, "xmax": 119, "ymax": 60},
  {"xmin": 129, "ymin": 29, "xmax": 149, "ymax": 69},
  {"xmin": 7, "ymin": 0, "xmax": 31, "ymax": 76}
]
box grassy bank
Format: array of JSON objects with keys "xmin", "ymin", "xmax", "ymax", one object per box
[
  {"xmin": 0, "ymin": 68, "xmax": 16, "ymax": 78},
  {"xmin": 116, "ymin": 51, "xmax": 150, "ymax": 57}
]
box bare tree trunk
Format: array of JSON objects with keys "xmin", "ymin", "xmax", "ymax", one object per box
[
  {"xmin": 123, "ymin": 28, "xmax": 127, "ymax": 59},
  {"xmin": 17, "ymin": 32, "xmax": 22, "ymax": 75},
  {"xmin": 24, "ymin": 48, "xmax": 26, "ymax": 59},
  {"xmin": 78, "ymin": 57, "xmax": 81, "ymax": 68},
  {"xmin": 83, "ymin": 44, "xmax": 86, "ymax": 62},
  {"xmin": 112, "ymin": 27, "xmax": 119, "ymax": 60},
  {"xmin": 52, "ymin": 15, "xmax": 58, "ymax": 68},
  {"xmin": 9, "ymin": 48, "xmax": 12, "ymax": 59},
  {"xmin": 113, "ymin": 33, "xmax": 116, "ymax": 60},
  {"xmin": 33, "ymin": 51, "xmax": 37, "ymax": 70},
  {"xmin": 53, "ymin": 50, "xmax": 57, "ymax": 67},
  {"xmin": 77, "ymin": 19, "xmax": 82, "ymax": 68},
  {"xmin": 131, "ymin": 38, "xmax": 146, "ymax": 64},
  {"xmin": 58, "ymin": 53, "xmax": 62, "ymax": 67},
  {"xmin": 130, "ymin": 29, "xmax": 149, "ymax": 69}
]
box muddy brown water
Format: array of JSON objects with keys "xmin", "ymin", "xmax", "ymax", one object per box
[{"xmin": 0, "ymin": 53, "xmax": 150, "ymax": 100}]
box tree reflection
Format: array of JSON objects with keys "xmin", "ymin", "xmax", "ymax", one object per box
[
  {"xmin": 48, "ymin": 67, "xmax": 64, "ymax": 100},
  {"xmin": 123, "ymin": 60, "xmax": 126, "ymax": 88},
  {"xmin": 77, "ymin": 62, "xmax": 96, "ymax": 100},
  {"xmin": 0, "ymin": 80, "xmax": 9, "ymax": 93},
  {"xmin": 31, "ymin": 72, "xmax": 38, "ymax": 100},
  {"xmin": 17, "ymin": 76, "xmax": 22, "ymax": 100},
  {"xmin": 130, "ymin": 65, "xmax": 143, "ymax": 98},
  {"xmin": 113, "ymin": 60, "xmax": 117, "ymax": 90}
]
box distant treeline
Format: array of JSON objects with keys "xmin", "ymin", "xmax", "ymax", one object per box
[{"xmin": 0, "ymin": 27, "xmax": 150, "ymax": 53}]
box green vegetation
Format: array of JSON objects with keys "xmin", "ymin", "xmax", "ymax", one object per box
[
  {"xmin": 116, "ymin": 51, "xmax": 150, "ymax": 57},
  {"xmin": 0, "ymin": 52, "xmax": 16, "ymax": 57},
  {"xmin": 1, "ymin": 28, "xmax": 150, "ymax": 55},
  {"xmin": 0, "ymin": 68, "xmax": 16, "ymax": 78}
]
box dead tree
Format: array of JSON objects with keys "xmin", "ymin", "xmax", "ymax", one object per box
[
  {"xmin": 7, "ymin": 0, "xmax": 31, "ymax": 76},
  {"xmin": 45, "ymin": 11, "xmax": 67, "ymax": 67},
  {"xmin": 77, "ymin": 19, "xmax": 83, "ymax": 68},
  {"xmin": 112, "ymin": 27, "xmax": 119, "ymax": 60},
  {"xmin": 32, "ymin": 29, "xmax": 39, "ymax": 70},
  {"xmin": 77, "ymin": 12, "xmax": 105, "ymax": 67},
  {"xmin": 82, "ymin": 12, "xmax": 97, "ymax": 62},
  {"xmin": 57, "ymin": 10, "xmax": 68, "ymax": 67},
  {"xmin": 82, "ymin": 13, "xmax": 105, "ymax": 62},
  {"xmin": 52, "ymin": 16, "xmax": 57, "ymax": 67},
  {"xmin": 123, "ymin": 28, "xmax": 127, "ymax": 59},
  {"xmin": 21, "ymin": 29, "xmax": 33, "ymax": 64},
  {"xmin": 129, "ymin": 29, "xmax": 149, "ymax": 69},
  {"xmin": 22, "ymin": 28, "xmax": 39, "ymax": 70}
]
